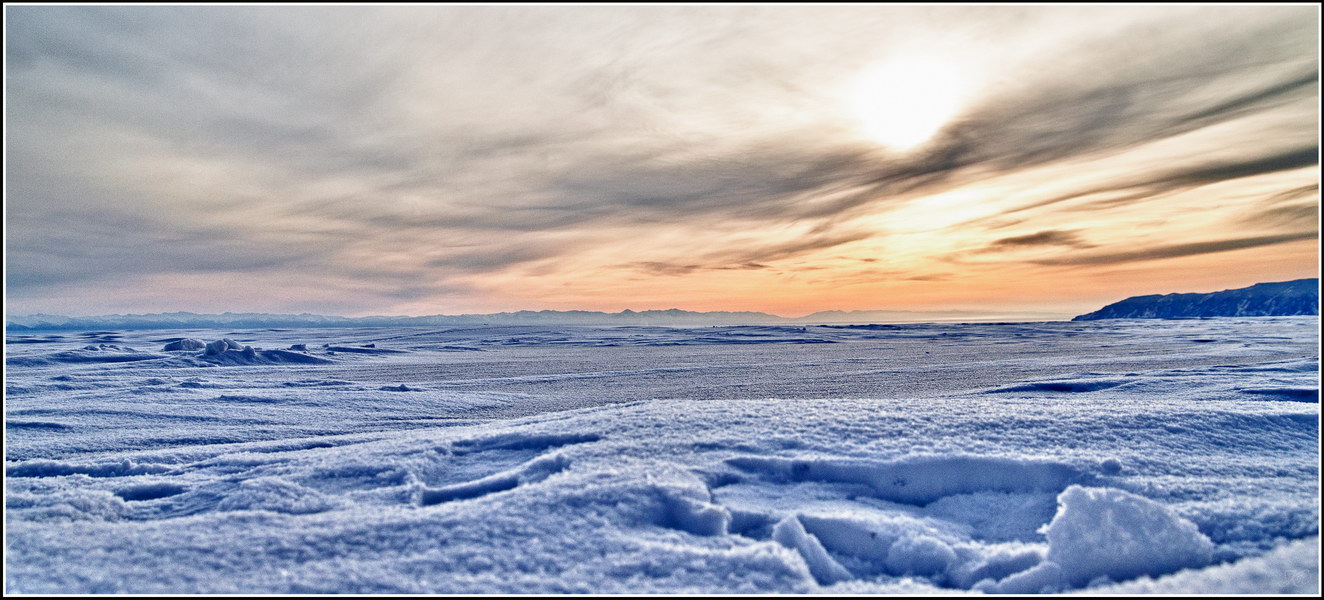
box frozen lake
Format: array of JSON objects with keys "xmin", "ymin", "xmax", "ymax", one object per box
[{"xmin": 4, "ymin": 317, "xmax": 1319, "ymax": 593}]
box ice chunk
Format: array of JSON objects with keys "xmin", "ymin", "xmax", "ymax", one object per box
[
  {"xmin": 991, "ymin": 560, "xmax": 1065, "ymax": 593},
  {"xmin": 7, "ymin": 458, "xmax": 173, "ymax": 478},
  {"xmin": 726, "ymin": 454, "xmax": 1088, "ymax": 505},
  {"xmin": 196, "ymin": 348, "xmax": 334, "ymax": 365},
  {"xmin": 418, "ymin": 453, "xmax": 570, "ymax": 505},
  {"xmin": 660, "ymin": 492, "xmax": 731, "ymax": 536},
  {"xmin": 949, "ymin": 546, "xmax": 1043, "ymax": 589},
  {"xmin": 1043, "ymin": 485, "xmax": 1215, "ymax": 587},
  {"xmin": 884, "ymin": 535, "xmax": 957, "ymax": 578},
  {"xmin": 162, "ymin": 339, "xmax": 206, "ymax": 351},
  {"xmin": 772, "ymin": 515, "xmax": 853, "ymax": 585},
  {"xmin": 115, "ymin": 482, "xmax": 188, "ymax": 501}
]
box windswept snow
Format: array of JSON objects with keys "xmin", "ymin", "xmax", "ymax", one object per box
[{"xmin": 3, "ymin": 317, "xmax": 1319, "ymax": 593}]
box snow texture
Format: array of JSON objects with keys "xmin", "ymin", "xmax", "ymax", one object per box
[{"xmin": 4, "ymin": 317, "xmax": 1319, "ymax": 593}]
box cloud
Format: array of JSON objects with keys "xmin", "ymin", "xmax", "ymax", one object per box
[
  {"xmin": 624, "ymin": 232, "xmax": 870, "ymax": 276},
  {"xmin": 5, "ymin": 204, "xmax": 330, "ymax": 291},
  {"xmin": 1242, "ymin": 204, "xmax": 1320, "ymax": 229},
  {"xmin": 4, "ymin": 5, "xmax": 1318, "ymax": 314},
  {"xmin": 629, "ymin": 262, "xmax": 705, "ymax": 276},
  {"xmin": 1030, "ymin": 232, "xmax": 1317, "ymax": 267},
  {"xmin": 989, "ymin": 146, "xmax": 1319, "ymax": 218},
  {"xmin": 708, "ymin": 231, "xmax": 874, "ymax": 265},
  {"xmin": 1258, "ymin": 183, "xmax": 1319, "ymax": 206},
  {"xmin": 424, "ymin": 241, "xmax": 574, "ymax": 273},
  {"xmin": 982, "ymin": 230, "xmax": 1091, "ymax": 252},
  {"xmin": 1172, "ymin": 71, "xmax": 1317, "ymax": 129}
]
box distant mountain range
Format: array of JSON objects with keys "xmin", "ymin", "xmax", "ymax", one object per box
[
  {"xmin": 10, "ymin": 280, "xmax": 1317, "ymax": 331},
  {"xmin": 5, "ymin": 308, "xmax": 1070, "ymax": 331},
  {"xmin": 1072, "ymin": 279, "xmax": 1319, "ymax": 321}
]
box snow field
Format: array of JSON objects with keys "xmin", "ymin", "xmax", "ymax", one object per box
[{"xmin": 4, "ymin": 317, "xmax": 1318, "ymax": 593}]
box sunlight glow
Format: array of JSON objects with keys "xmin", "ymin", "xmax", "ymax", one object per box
[{"xmin": 851, "ymin": 57, "xmax": 965, "ymax": 150}]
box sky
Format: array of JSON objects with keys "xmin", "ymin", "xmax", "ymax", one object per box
[{"xmin": 4, "ymin": 4, "xmax": 1319, "ymax": 318}]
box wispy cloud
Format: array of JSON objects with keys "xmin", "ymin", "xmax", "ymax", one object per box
[
  {"xmin": 1031, "ymin": 232, "xmax": 1317, "ymax": 267},
  {"xmin": 992, "ymin": 146, "xmax": 1319, "ymax": 218},
  {"xmin": 982, "ymin": 230, "xmax": 1092, "ymax": 252}
]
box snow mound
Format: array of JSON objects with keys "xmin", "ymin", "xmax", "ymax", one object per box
[
  {"xmin": 7, "ymin": 459, "xmax": 174, "ymax": 478},
  {"xmin": 656, "ymin": 487, "xmax": 731, "ymax": 536},
  {"xmin": 324, "ymin": 345, "xmax": 408, "ymax": 354},
  {"xmin": 884, "ymin": 535, "xmax": 958, "ymax": 577},
  {"xmin": 1238, "ymin": 387, "xmax": 1319, "ymax": 402},
  {"xmin": 203, "ymin": 338, "xmax": 244, "ymax": 355},
  {"xmin": 6, "ymin": 335, "xmax": 66, "ymax": 344},
  {"xmin": 449, "ymin": 432, "xmax": 602, "ymax": 455},
  {"xmin": 197, "ymin": 346, "xmax": 334, "ymax": 366},
  {"xmin": 215, "ymin": 477, "xmax": 342, "ymax": 514},
  {"xmin": 162, "ymin": 338, "xmax": 206, "ymax": 351},
  {"xmin": 5, "ymin": 489, "xmax": 132, "ymax": 522},
  {"xmin": 1092, "ymin": 536, "xmax": 1318, "ymax": 594},
  {"xmin": 983, "ymin": 560, "xmax": 1065, "ymax": 593},
  {"xmin": 418, "ymin": 453, "xmax": 571, "ymax": 505},
  {"xmin": 726, "ymin": 455, "xmax": 1090, "ymax": 505},
  {"xmin": 772, "ymin": 515, "xmax": 853, "ymax": 585},
  {"xmin": 81, "ymin": 343, "xmax": 133, "ymax": 351},
  {"xmin": 986, "ymin": 379, "xmax": 1127, "ymax": 394},
  {"xmin": 5, "ymin": 420, "xmax": 73, "ymax": 431},
  {"xmin": 7, "ymin": 349, "xmax": 166, "ymax": 366},
  {"xmin": 1042, "ymin": 485, "xmax": 1215, "ymax": 587},
  {"xmin": 114, "ymin": 482, "xmax": 188, "ymax": 501}
]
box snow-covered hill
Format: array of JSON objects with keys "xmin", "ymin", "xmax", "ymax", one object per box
[{"xmin": 1073, "ymin": 279, "xmax": 1319, "ymax": 320}]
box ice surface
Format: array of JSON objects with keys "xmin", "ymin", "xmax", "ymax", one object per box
[{"xmin": 3, "ymin": 317, "xmax": 1318, "ymax": 593}]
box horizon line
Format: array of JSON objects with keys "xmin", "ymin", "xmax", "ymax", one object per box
[{"xmin": 6, "ymin": 306, "xmax": 1077, "ymax": 322}]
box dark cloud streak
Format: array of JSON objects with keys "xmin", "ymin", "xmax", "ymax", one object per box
[
  {"xmin": 1031, "ymin": 232, "xmax": 1317, "ymax": 267},
  {"xmin": 982, "ymin": 230, "xmax": 1091, "ymax": 252},
  {"xmin": 1001, "ymin": 146, "xmax": 1319, "ymax": 217}
]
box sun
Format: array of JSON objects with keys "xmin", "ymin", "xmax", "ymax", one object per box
[{"xmin": 850, "ymin": 57, "xmax": 965, "ymax": 151}]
